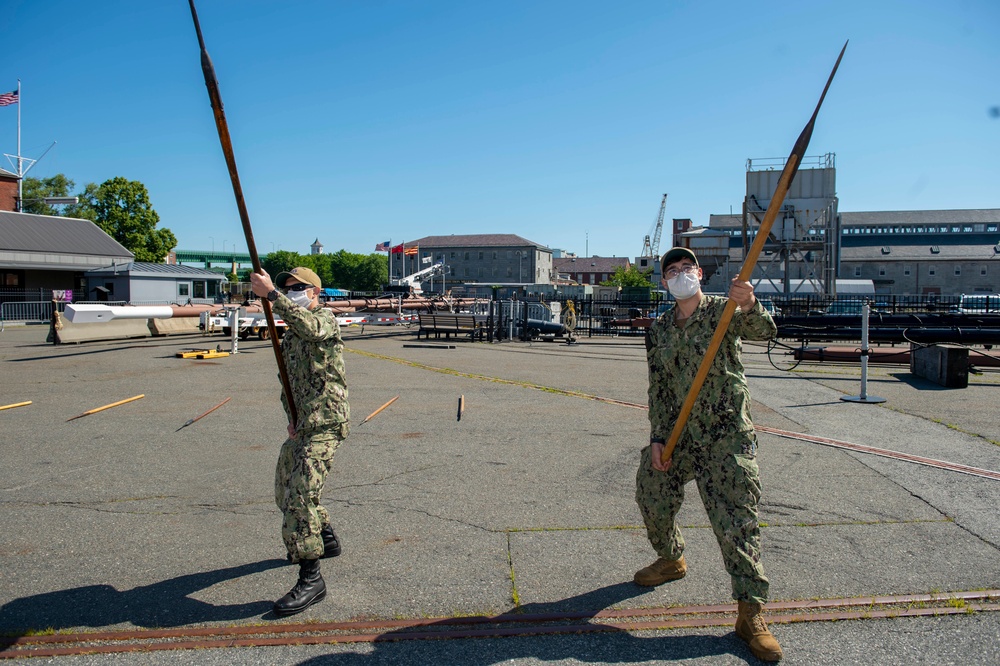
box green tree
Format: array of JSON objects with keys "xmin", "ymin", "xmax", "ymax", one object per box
[
  {"xmin": 262, "ymin": 250, "xmax": 305, "ymax": 278},
  {"xmin": 69, "ymin": 177, "xmax": 177, "ymax": 262},
  {"xmin": 261, "ymin": 249, "xmax": 386, "ymax": 292},
  {"xmin": 20, "ymin": 174, "xmax": 75, "ymax": 215},
  {"xmin": 354, "ymin": 253, "xmax": 389, "ymax": 291},
  {"xmin": 600, "ymin": 265, "xmax": 655, "ymax": 287}
]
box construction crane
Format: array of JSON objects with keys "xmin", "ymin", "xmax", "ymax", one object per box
[{"xmin": 640, "ymin": 193, "xmax": 668, "ymax": 258}]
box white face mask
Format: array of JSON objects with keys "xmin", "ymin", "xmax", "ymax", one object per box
[
  {"xmin": 287, "ymin": 288, "xmax": 313, "ymax": 308},
  {"xmin": 666, "ymin": 271, "xmax": 701, "ymax": 300}
]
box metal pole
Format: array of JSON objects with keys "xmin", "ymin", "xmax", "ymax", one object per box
[{"xmin": 841, "ymin": 302, "xmax": 886, "ymax": 404}]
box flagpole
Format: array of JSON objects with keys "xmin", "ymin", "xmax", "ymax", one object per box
[{"xmin": 16, "ymin": 80, "xmax": 22, "ymax": 211}]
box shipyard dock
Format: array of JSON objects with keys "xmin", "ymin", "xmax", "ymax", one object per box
[{"xmin": 1, "ymin": 324, "xmax": 998, "ymax": 664}]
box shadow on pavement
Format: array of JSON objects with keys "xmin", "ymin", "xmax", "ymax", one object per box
[
  {"xmin": 296, "ymin": 582, "xmax": 751, "ymax": 665},
  {"xmin": 0, "ymin": 559, "xmax": 285, "ymax": 647}
]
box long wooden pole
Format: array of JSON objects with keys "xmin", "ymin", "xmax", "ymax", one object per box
[
  {"xmin": 67, "ymin": 395, "xmax": 145, "ymax": 422},
  {"xmin": 0, "ymin": 401, "xmax": 32, "ymax": 411},
  {"xmin": 187, "ymin": 0, "xmax": 297, "ymax": 427},
  {"xmin": 661, "ymin": 42, "xmax": 848, "ymax": 467}
]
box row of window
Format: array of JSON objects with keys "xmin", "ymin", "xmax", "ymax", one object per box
[
  {"xmin": 427, "ymin": 249, "xmax": 544, "ymax": 262},
  {"xmin": 727, "ymin": 223, "xmax": 999, "ymax": 237},
  {"xmin": 853, "ymin": 265, "xmax": 990, "ymax": 278}
]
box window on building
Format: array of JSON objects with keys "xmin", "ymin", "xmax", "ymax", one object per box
[
  {"xmin": 178, "ymin": 283, "xmax": 190, "ymax": 297},
  {"xmin": 955, "ymin": 266, "xmax": 961, "ymax": 276},
  {"xmin": 464, "ymin": 252, "xmax": 469, "ymax": 260},
  {"xmin": 981, "ymin": 266, "xmax": 987, "ymax": 277},
  {"xmin": 193, "ymin": 281, "xmax": 206, "ymax": 299},
  {"xmin": 987, "ymin": 225, "xmax": 998, "ymax": 233},
  {"xmin": 974, "ymin": 224, "xmax": 985, "ymax": 232},
  {"xmin": 478, "ymin": 251, "xmax": 483, "ymax": 260},
  {"xmin": 854, "ymin": 266, "xmax": 861, "ymax": 277},
  {"xmin": 963, "ymin": 226, "xmax": 973, "ymax": 233},
  {"xmin": 493, "ymin": 251, "xmax": 497, "ymax": 259},
  {"xmin": 506, "ymin": 266, "xmax": 512, "ymax": 277},
  {"xmin": 464, "ymin": 267, "xmax": 470, "ymax": 277},
  {"xmin": 878, "ymin": 266, "xmax": 886, "ymax": 277},
  {"xmin": 929, "ymin": 267, "xmax": 936, "ymax": 276},
  {"xmin": 506, "ymin": 251, "xmax": 512, "ymax": 259},
  {"xmin": 903, "ymin": 265, "xmax": 911, "ymax": 276},
  {"xmin": 450, "ymin": 252, "xmax": 456, "ymax": 259}
]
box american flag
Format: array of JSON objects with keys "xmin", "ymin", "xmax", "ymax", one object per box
[
  {"xmin": 374, "ymin": 240, "xmax": 390, "ymax": 252},
  {"xmin": 0, "ymin": 90, "xmax": 17, "ymax": 107}
]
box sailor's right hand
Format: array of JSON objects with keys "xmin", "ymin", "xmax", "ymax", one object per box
[
  {"xmin": 651, "ymin": 441, "xmax": 673, "ymax": 473},
  {"xmin": 250, "ymin": 269, "xmax": 275, "ymax": 297}
]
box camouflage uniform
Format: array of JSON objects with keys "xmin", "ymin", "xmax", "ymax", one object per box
[
  {"xmin": 637, "ymin": 295, "xmax": 776, "ymax": 604},
  {"xmin": 271, "ymin": 294, "xmax": 350, "ymax": 563}
]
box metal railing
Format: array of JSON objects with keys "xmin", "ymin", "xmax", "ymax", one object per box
[{"xmin": 0, "ymin": 300, "xmax": 67, "ymax": 331}]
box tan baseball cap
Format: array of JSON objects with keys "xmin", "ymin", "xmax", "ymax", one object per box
[
  {"xmin": 660, "ymin": 247, "xmax": 698, "ymax": 268},
  {"xmin": 275, "ymin": 267, "xmax": 322, "ymax": 289}
]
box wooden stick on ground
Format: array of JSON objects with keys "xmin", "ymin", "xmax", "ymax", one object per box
[
  {"xmin": 176, "ymin": 397, "xmax": 232, "ymax": 432},
  {"xmin": 67, "ymin": 395, "xmax": 145, "ymax": 422},
  {"xmin": 360, "ymin": 396, "xmax": 399, "ymax": 425},
  {"xmin": 0, "ymin": 401, "xmax": 32, "ymax": 411},
  {"xmin": 457, "ymin": 395, "xmax": 465, "ymax": 421}
]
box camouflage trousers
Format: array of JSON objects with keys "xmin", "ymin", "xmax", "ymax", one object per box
[
  {"xmin": 275, "ymin": 428, "xmax": 344, "ymax": 563},
  {"xmin": 635, "ymin": 432, "xmax": 769, "ymax": 604}
]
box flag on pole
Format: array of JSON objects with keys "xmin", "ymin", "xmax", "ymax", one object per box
[
  {"xmin": 390, "ymin": 243, "xmax": 405, "ymax": 254},
  {"xmin": 0, "ymin": 90, "xmax": 17, "ymax": 106},
  {"xmin": 404, "ymin": 245, "xmax": 418, "ymax": 256},
  {"xmin": 374, "ymin": 241, "xmax": 390, "ymax": 252}
]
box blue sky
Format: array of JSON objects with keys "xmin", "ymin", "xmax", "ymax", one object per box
[{"xmin": 3, "ymin": 0, "xmax": 998, "ymax": 260}]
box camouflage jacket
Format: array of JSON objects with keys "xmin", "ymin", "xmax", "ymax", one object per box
[
  {"xmin": 646, "ymin": 295, "xmax": 776, "ymax": 445},
  {"xmin": 272, "ymin": 295, "xmax": 350, "ymax": 434}
]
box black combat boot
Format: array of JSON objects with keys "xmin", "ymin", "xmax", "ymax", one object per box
[
  {"xmin": 273, "ymin": 558, "xmax": 326, "ymax": 617},
  {"xmin": 321, "ymin": 524, "xmax": 341, "ymax": 558}
]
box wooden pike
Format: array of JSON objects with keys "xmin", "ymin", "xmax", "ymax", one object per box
[
  {"xmin": 661, "ymin": 42, "xmax": 848, "ymax": 468},
  {"xmin": 0, "ymin": 401, "xmax": 32, "ymax": 411},
  {"xmin": 67, "ymin": 395, "xmax": 145, "ymax": 422},
  {"xmin": 457, "ymin": 395, "xmax": 465, "ymax": 422},
  {"xmin": 361, "ymin": 396, "xmax": 399, "ymax": 425},
  {"xmin": 187, "ymin": 0, "xmax": 297, "ymax": 427},
  {"xmin": 176, "ymin": 397, "xmax": 232, "ymax": 432}
]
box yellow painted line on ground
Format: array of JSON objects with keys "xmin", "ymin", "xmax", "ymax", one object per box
[{"xmin": 347, "ymin": 348, "xmax": 648, "ymax": 410}]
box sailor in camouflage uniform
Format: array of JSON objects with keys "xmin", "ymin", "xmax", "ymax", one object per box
[
  {"xmin": 251, "ymin": 266, "xmax": 349, "ymax": 617},
  {"xmin": 635, "ymin": 247, "xmax": 783, "ymax": 662}
]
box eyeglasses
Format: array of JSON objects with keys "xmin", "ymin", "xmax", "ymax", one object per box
[
  {"xmin": 281, "ymin": 283, "xmax": 312, "ymax": 294},
  {"xmin": 664, "ymin": 264, "xmax": 699, "ymax": 279}
]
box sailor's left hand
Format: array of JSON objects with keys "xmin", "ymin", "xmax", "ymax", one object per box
[
  {"xmin": 729, "ymin": 278, "xmax": 756, "ymax": 311},
  {"xmin": 250, "ymin": 269, "xmax": 276, "ymax": 297}
]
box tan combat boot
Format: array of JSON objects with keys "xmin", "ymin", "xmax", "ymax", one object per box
[
  {"xmin": 633, "ymin": 555, "xmax": 687, "ymax": 586},
  {"xmin": 736, "ymin": 601, "xmax": 783, "ymax": 662}
]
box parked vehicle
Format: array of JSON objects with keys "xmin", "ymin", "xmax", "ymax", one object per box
[{"xmin": 954, "ymin": 293, "xmax": 1000, "ymax": 314}]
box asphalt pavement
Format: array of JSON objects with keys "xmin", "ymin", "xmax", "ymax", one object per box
[{"xmin": 1, "ymin": 322, "xmax": 998, "ymax": 664}]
